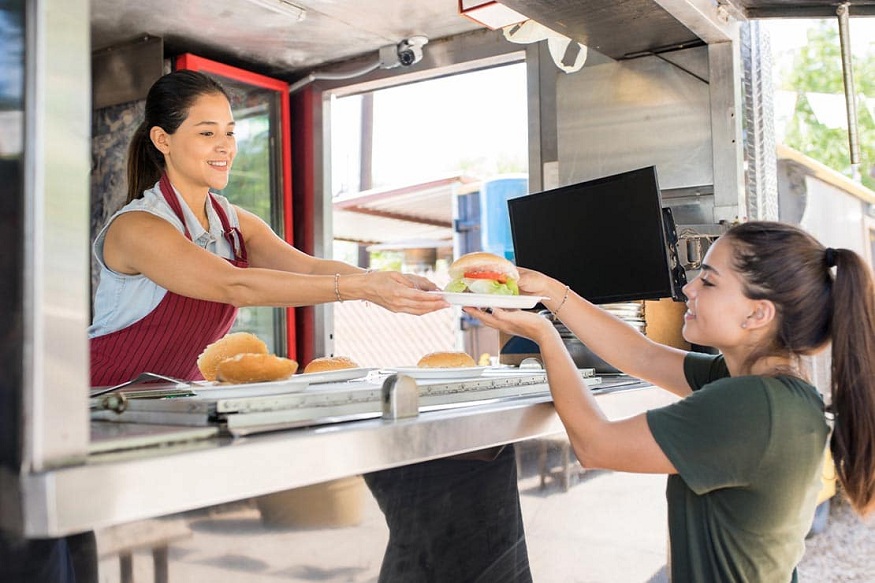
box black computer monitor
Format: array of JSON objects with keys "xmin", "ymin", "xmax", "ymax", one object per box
[{"xmin": 508, "ymin": 166, "xmax": 685, "ymax": 305}]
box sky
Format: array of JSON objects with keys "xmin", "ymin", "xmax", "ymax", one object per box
[
  {"xmin": 330, "ymin": 63, "xmax": 528, "ymax": 195},
  {"xmin": 764, "ymin": 17, "xmax": 875, "ymax": 55}
]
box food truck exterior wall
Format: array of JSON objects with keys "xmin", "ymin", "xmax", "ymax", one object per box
[{"xmin": 1, "ymin": 0, "xmax": 757, "ymax": 540}]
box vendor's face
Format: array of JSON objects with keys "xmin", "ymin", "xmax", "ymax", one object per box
[
  {"xmin": 160, "ymin": 92, "xmax": 236, "ymax": 193},
  {"xmin": 680, "ymin": 237, "xmax": 757, "ymax": 350}
]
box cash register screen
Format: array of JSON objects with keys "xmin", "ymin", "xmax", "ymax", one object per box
[{"xmin": 508, "ymin": 166, "xmax": 675, "ymax": 305}]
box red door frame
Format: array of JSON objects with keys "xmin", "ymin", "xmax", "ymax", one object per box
[{"xmin": 175, "ymin": 53, "xmax": 296, "ymax": 358}]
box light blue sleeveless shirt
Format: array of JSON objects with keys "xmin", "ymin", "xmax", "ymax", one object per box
[{"xmin": 89, "ymin": 181, "xmax": 240, "ymax": 338}]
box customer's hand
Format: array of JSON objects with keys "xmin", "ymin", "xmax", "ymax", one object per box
[{"xmin": 463, "ymin": 306, "xmax": 556, "ymax": 345}]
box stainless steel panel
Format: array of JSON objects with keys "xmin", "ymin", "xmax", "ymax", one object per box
[
  {"xmin": 501, "ymin": 0, "xmax": 703, "ymax": 60},
  {"xmin": 556, "ymin": 46, "xmax": 714, "ymax": 191},
  {"xmin": 22, "ymin": 382, "xmax": 677, "ymax": 536},
  {"xmin": 23, "ymin": 0, "xmax": 91, "ymax": 473},
  {"xmin": 91, "ymin": 35, "xmax": 164, "ymax": 109},
  {"xmin": 708, "ymin": 39, "xmax": 746, "ymax": 223}
]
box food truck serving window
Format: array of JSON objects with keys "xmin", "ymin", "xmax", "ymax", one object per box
[{"xmin": 508, "ymin": 166, "xmax": 683, "ymax": 304}]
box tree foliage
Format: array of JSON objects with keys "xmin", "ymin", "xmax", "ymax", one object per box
[{"xmin": 778, "ymin": 21, "xmax": 875, "ymax": 190}]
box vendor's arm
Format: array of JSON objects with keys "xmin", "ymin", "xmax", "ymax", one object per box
[
  {"xmin": 518, "ymin": 268, "xmax": 692, "ymax": 397},
  {"xmin": 103, "ymin": 211, "xmax": 447, "ymax": 314},
  {"xmin": 465, "ymin": 307, "xmax": 677, "ymax": 474},
  {"xmin": 238, "ymin": 206, "xmax": 443, "ymax": 296},
  {"xmin": 238, "ymin": 207, "xmax": 360, "ymax": 275}
]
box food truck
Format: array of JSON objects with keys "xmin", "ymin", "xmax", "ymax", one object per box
[{"xmin": 2, "ymin": 0, "xmax": 873, "ymax": 580}]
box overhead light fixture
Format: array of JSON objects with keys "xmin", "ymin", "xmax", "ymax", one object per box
[
  {"xmin": 459, "ymin": 0, "xmax": 528, "ymax": 30},
  {"xmin": 247, "ymin": 0, "xmax": 307, "ymax": 21}
]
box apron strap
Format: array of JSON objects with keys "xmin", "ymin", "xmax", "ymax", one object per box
[
  {"xmin": 158, "ymin": 173, "xmax": 192, "ymax": 240},
  {"xmin": 209, "ymin": 194, "xmax": 248, "ymax": 264},
  {"xmin": 157, "ymin": 173, "xmax": 248, "ymax": 263}
]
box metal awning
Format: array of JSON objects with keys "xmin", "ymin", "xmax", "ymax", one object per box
[
  {"xmin": 332, "ymin": 174, "xmax": 479, "ymax": 246},
  {"xmin": 727, "ymin": 0, "xmax": 875, "ymax": 18}
]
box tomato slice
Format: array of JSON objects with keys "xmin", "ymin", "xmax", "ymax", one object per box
[{"xmin": 464, "ymin": 271, "xmax": 507, "ymax": 283}]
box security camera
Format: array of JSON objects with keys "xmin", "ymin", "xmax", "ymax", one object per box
[
  {"xmin": 379, "ymin": 36, "xmax": 428, "ymax": 69},
  {"xmin": 397, "ymin": 36, "xmax": 428, "ymax": 66}
]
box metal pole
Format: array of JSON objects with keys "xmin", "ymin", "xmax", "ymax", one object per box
[{"xmin": 836, "ymin": 3, "xmax": 862, "ymax": 180}]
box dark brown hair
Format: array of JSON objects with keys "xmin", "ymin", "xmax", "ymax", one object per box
[
  {"xmin": 126, "ymin": 70, "xmax": 230, "ymax": 203},
  {"xmin": 725, "ymin": 221, "xmax": 875, "ymax": 516}
]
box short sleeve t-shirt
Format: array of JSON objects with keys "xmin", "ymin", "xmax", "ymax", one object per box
[{"xmin": 646, "ymin": 353, "xmax": 829, "ymax": 583}]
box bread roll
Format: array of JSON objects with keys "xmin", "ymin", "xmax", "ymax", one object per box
[
  {"xmin": 417, "ymin": 351, "xmax": 476, "ymax": 368},
  {"xmin": 303, "ymin": 356, "xmax": 360, "ymax": 374},
  {"xmin": 215, "ymin": 353, "xmax": 299, "ymax": 384},
  {"xmin": 197, "ymin": 332, "xmax": 268, "ymax": 381},
  {"xmin": 448, "ymin": 252, "xmax": 519, "ymax": 281}
]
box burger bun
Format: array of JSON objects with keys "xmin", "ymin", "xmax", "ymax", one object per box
[
  {"xmin": 448, "ymin": 252, "xmax": 519, "ymax": 281},
  {"xmin": 417, "ymin": 351, "xmax": 477, "ymax": 368},
  {"xmin": 303, "ymin": 356, "xmax": 360, "ymax": 374},
  {"xmin": 197, "ymin": 332, "xmax": 268, "ymax": 381},
  {"xmin": 216, "ymin": 353, "xmax": 299, "ymax": 384}
]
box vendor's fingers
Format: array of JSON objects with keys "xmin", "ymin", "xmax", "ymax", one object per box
[{"xmin": 400, "ymin": 273, "xmax": 440, "ymax": 291}]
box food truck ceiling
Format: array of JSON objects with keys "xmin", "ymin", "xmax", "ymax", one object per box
[{"xmin": 90, "ymin": 1, "xmax": 875, "ymax": 79}]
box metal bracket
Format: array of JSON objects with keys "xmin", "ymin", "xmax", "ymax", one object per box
[{"xmin": 381, "ymin": 374, "xmax": 419, "ymax": 420}]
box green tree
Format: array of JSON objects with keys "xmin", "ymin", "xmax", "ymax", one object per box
[{"xmin": 778, "ymin": 21, "xmax": 875, "ymax": 190}]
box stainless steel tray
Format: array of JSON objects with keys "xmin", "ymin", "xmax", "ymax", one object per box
[{"xmin": 91, "ymin": 369, "xmax": 601, "ymax": 435}]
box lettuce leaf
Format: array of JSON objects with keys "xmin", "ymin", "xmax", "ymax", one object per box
[
  {"xmin": 444, "ymin": 279, "xmax": 468, "ymax": 293},
  {"xmin": 467, "ymin": 278, "xmax": 517, "ymax": 295},
  {"xmin": 444, "ymin": 277, "xmax": 519, "ymax": 295}
]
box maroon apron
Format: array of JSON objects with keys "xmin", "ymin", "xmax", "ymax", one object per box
[{"xmin": 90, "ymin": 174, "xmax": 248, "ymax": 386}]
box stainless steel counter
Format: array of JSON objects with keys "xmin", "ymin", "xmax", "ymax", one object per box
[{"xmin": 21, "ymin": 376, "xmax": 677, "ymax": 537}]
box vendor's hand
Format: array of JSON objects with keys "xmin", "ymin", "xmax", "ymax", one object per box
[
  {"xmin": 358, "ymin": 271, "xmax": 449, "ymax": 315},
  {"xmin": 463, "ymin": 306, "xmax": 556, "ymax": 345}
]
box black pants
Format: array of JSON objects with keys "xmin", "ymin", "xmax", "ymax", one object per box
[
  {"xmin": 0, "ymin": 530, "xmax": 97, "ymax": 583},
  {"xmin": 364, "ymin": 444, "xmax": 532, "ymax": 583}
]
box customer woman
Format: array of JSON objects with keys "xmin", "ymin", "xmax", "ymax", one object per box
[
  {"xmin": 467, "ymin": 221, "xmax": 875, "ymax": 582},
  {"xmin": 89, "ymin": 70, "xmax": 448, "ymax": 386}
]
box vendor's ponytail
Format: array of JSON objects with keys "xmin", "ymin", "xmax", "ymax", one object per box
[
  {"xmin": 827, "ymin": 249, "xmax": 875, "ymax": 516},
  {"xmin": 125, "ymin": 70, "xmax": 230, "ymax": 203},
  {"xmin": 126, "ymin": 121, "xmax": 163, "ymax": 203}
]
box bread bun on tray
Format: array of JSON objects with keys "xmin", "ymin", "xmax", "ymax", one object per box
[
  {"xmin": 417, "ymin": 351, "xmax": 477, "ymax": 368},
  {"xmin": 215, "ymin": 353, "xmax": 299, "ymax": 384},
  {"xmin": 303, "ymin": 356, "xmax": 360, "ymax": 374},
  {"xmin": 197, "ymin": 332, "xmax": 269, "ymax": 381},
  {"xmin": 444, "ymin": 252, "xmax": 520, "ymax": 295}
]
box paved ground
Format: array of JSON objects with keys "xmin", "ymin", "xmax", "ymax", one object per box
[
  {"xmin": 96, "ymin": 441, "xmax": 871, "ymax": 582},
  {"xmin": 97, "ymin": 441, "xmax": 669, "ymax": 582}
]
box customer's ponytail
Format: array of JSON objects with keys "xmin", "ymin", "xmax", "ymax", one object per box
[{"xmin": 828, "ymin": 248, "xmax": 875, "ymax": 516}]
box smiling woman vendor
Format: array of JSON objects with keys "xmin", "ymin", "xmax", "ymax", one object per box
[{"xmin": 89, "ymin": 70, "xmax": 448, "ymax": 386}]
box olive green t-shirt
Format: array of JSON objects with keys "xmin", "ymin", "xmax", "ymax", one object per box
[{"xmin": 646, "ymin": 353, "xmax": 829, "ymax": 583}]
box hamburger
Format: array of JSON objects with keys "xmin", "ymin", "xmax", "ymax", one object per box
[
  {"xmin": 444, "ymin": 251, "xmax": 519, "ymax": 296},
  {"xmin": 303, "ymin": 355, "xmax": 360, "ymax": 374},
  {"xmin": 417, "ymin": 351, "xmax": 477, "ymax": 368}
]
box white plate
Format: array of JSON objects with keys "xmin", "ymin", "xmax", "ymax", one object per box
[
  {"xmin": 194, "ymin": 378, "xmax": 310, "ymax": 398},
  {"xmin": 381, "ymin": 366, "xmax": 487, "ymax": 380},
  {"xmin": 429, "ymin": 291, "xmax": 548, "ymax": 309},
  {"xmin": 296, "ymin": 367, "xmax": 375, "ymax": 384}
]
